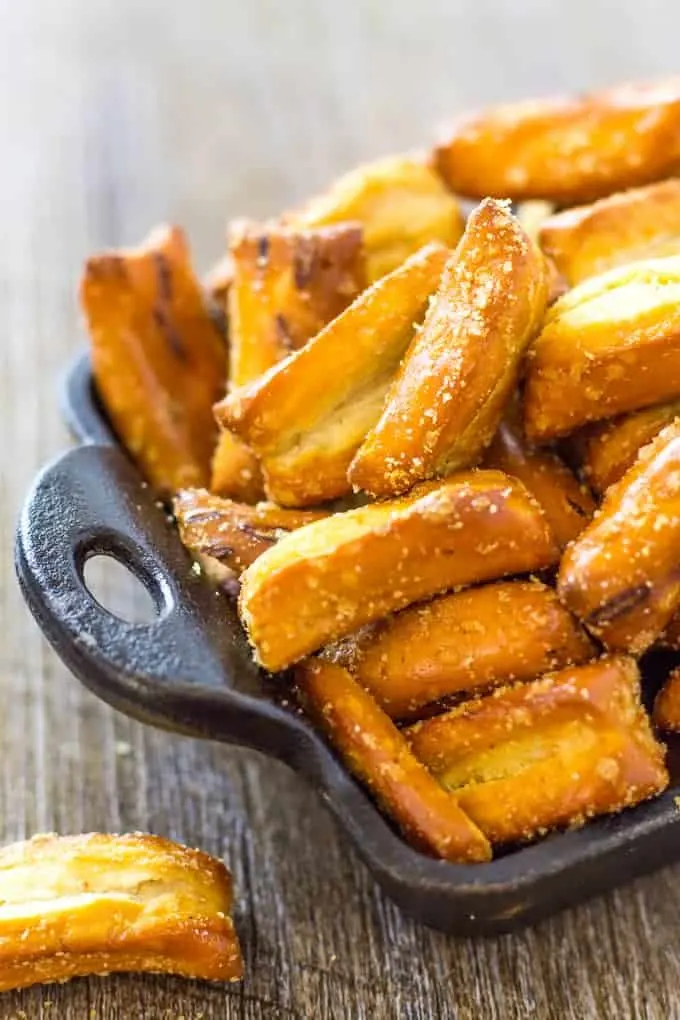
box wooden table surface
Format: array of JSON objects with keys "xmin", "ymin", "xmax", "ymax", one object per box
[{"xmin": 3, "ymin": 1, "xmax": 680, "ymax": 1017}]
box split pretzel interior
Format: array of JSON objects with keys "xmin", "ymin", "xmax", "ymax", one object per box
[{"xmin": 81, "ymin": 74, "xmax": 680, "ymax": 866}]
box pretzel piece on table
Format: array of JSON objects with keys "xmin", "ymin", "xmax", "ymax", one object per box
[
  {"xmin": 290, "ymin": 153, "xmax": 464, "ymax": 282},
  {"xmin": 406, "ymin": 657, "xmax": 668, "ymax": 845},
  {"xmin": 0, "ymin": 833, "xmax": 242, "ymax": 992},
  {"xmin": 326, "ymin": 579, "xmax": 594, "ymax": 721},
  {"xmin": 434, "ymin": 78, "xmax": 680, "ymax": 204},
  {"xmin": 217, "ymin": 243, "xmax": 449, "ymax": 507},
  {"xmin": 238, "ymin": 470, "xmax": 559, "ymax": 671},
  {"xmin": 524, "ymin": 255, "xmax": 680, "ymax": 443},
  {"xmin": 559, "ymin": 420, "xmax": 680, "ymax": 653},
  {"xmin": 295, "ymin": 659, "xmax": 491, "ymax": 862},
  {"xmin": 349, "ymin": 199, "xmax": 549, "ymax": 497},
  {"xmin": 539, "ymin": 179, "xmax": 680, "ymax": 286},
  {"xmin": 80, "ymin": 225, "xmax": 226, "ymax": 495}
]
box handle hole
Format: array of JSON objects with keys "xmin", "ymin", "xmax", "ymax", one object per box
[{"xmin": 82, "ymin": 554, "xmax": 159, "ymax": 624}]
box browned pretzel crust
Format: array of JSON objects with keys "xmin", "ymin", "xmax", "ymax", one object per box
[
  {"xmin": 210, "ymin": 430, "xmax": 265, "ymax": 503},
  {"xmin": 228, "ymin": 219, "xmax": 365, "ymax": 387},
  {"xmin": 326, "ymin": 579, "xmax": 594, "ymax": 720},
  {"xmin": 349, "ymin": 200, "xmax": 549, "ymax": 497},
  {"xmin": 211, "ymin": 220, "xmax": 365, "ymax": 501},
  {"xmin": 290, "ymin": 154, "xmax": 464, "ymax": 281},
  {"xmin": 653, "ymin": 667, "xmax": 680, "ymax": 731},
  {"xmin": 539, "ymin": 180, "xmax": 680, "ymax": 286},
  {"xmin": 238, "ymin": 471, "xmax": 558, "ymax": 671},
  {"xmin": 81, "ymin": 225, "xmax": 226, "ymax": 495},
  {"xmin": 574, "ymin": 401, "xmax": 680, "ymax": 495},
  {"xmin": 484, "ymin": 416, "xmax": 595, "ymax": 548},
  {"xmin": 0, "ymin": 833, "xmax": 242, "ymax": 991},
  {"xmin": 406, "ymin": 657, "xmax": 668, "ymax": 845},
  {"xmin": 558, "ymin": 420, "xmax": 680, "ymax": 653},
  {"xmin": 434, "ymin": 78, "xmax": 680, "ymax": 204},
  {"xmin": 217, "ymin": 243, "xmax": 449, "ymax": 506},
  {"xmin": 523, "ymin": 256, "xmax": 680, "ymax": 442},
  {"xmin": 295, "ymin": 660, "xmax": 491, "ymax": 862},
  {"xmin": 174, "ymin": 488, "xmax": 328, "ymax": 586}
]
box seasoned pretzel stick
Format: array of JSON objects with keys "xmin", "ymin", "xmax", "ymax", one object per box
[
  {"xmin": 539, "ymin": 180, "xmax": 680, "ymax": 286},
  {"xmin": 326, "ymin": 579, "xmax": 594, "ymax": 720},
  {"xmin": 558, "ymin": 419, "xmax": 680, "ymax": 653},
  {"xmin": 434, "ymin": 78, "xmax": 680, "ymax": 204},
  {"xmin": 295, "ymin": 660, "xmax": 491, "ymax": 862},
  {"xmin": 406, "ymin": 657, "xmax": 668, "ymax": 845},
  {"xmin": 238, "ymin": 470, "xmax": 558, "ymax": 671},
  {"xmin": 349, "ymin": 199, "xmax": 549, "ymax": 496}
]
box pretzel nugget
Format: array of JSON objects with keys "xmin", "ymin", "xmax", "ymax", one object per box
[
  {"xmin": 228, "ymin": 220, "xmax": 365, "ymax": 387},
  {"xmin": 238, "ymin": 470, "xmax": 558, "ymax": 671},
  {"xmin": 407, "ymin": 657, "xmax": 668, "ymax": 845},
  {"xmin": 210, "ymin": 430, "xmax": 265, "ymax": 503},
  {"xmin": 291, "ymin": 154, "xmax": 464, "ymax": 281},
  {"xmin": 483, "ymin": 416, "xmax": 595, "ymax": 547},
  {"xmin": 349, "ymin": 200, "xmax": 549, "ymax": 497},
  {"xmin": 575, "ymin": 400, "xmax": 680, "ymax": 495},
  {"xmin": 211, "ymin": 221, "xmax": 365, "ymax": 501},
  {"xmin": 434, "ymin": 78, "xmax": 680, "ymax": 204},
  {"xmin": 81, "ymin": 225, "xmax": 226, "ymax": 495},
  {"xmin": 540, "ymin": 180, "xmax": 680, "ymax": 286},
  {"xmin": 174, "ymin": 488, "xmax": 328, "ymax": 586},
  {"xmin": 217, "ymin": 243, "xmax": 449, "ymax": 506},
  {"xmin": 295, "ymin": 660, "xmax": 491, "ymax": 862},
  {"xmin": 0, "ymin": 832, "xmax": 242, "ymax": 992},
  {"xmin": 327, "ymin": 579, "xmax": 594, "ymax": 720},
  {"xmin": 524, "ymin": 256, "xmax": 680, "ymax": 442},
  {"xmin": 558, "ymin": 420, "xmax": 680, "ymax": 653},
  {"xmin": 653, "ymin": 667, "xmax": 680, "ymax": 731}
]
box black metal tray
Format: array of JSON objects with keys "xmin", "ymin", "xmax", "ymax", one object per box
[{"xmin": 14, "ymin": 351, "xmax": 680, "ymax": 935}]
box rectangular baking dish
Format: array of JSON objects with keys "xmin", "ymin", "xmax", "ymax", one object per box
[{"xmin": 14, "ymin": 352, "xmax": 680, "ymax": 935}]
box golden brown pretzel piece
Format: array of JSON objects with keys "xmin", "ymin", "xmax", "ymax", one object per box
[
  {"xmin": 406, "ymin": 657, "xmax": 668, "ymax": 845},
  {"xmin": 326, "ymin": 579, "xmax": 594, "ymax": 721},
  {"xmin": 0, "ymin": 833, "xmax": 242, "ymax": 992},
  {"xmin": 653, "ymin": 667, "xmax": 680, "ymax": 731},
  {"xmin": 227, "ymin": 219, "xmax": 366, "ymax": 388},
  {"xmin": 483, "ymin": 414, "xmax": 595, "ymax": 548},
  {"xmin": 539, "ymin": 180, "xmax": 680, "ymax": 286},
  {"xmin": 558, "ymin": 420, "xmax": 680, "ymax": 653},
  {"xmin": 81, "ymin": 225, "xmax": 226, "ymax": 496},
  {"xmin": 211, "ymin": 220, "xmax": 365, "ymax": 501},
  {"xmin": 523, "ymin": 255, "xmax": 680, "ymax": 443},
  {"xmin": 238, "ymin": 470, "xmax": 558, "ymax": 671},
  {"xmin": 574, "ymin": 400, "xmax": 680, "ymax": 495},
  {"xmin": 349, "ymin": 200, "xmax": 549, "ymax": 497},
  {"xmin": 290, "ymin": 153, "xmax": 464, "ymax": 281},
  {"xmin": 210, "ymin": 430, "xmax": 265, "ymax": 504},
  {"xmin": 295, "ymin": 660, "xmax": 491, "ymax": 862},
  {"xmin": 434, "ymin": 78, "xmax": 680, "ymax": 204},
  {"xmin": 174, "ymin": 488, "xmax": 328, "ymax": 591},
  {"xmin": 217, "ymin": 243, "xmax": 449, "ymax": 507}
]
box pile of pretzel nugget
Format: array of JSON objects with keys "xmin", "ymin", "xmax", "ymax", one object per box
[{"xmin": 82, "ymin": 77, "xmax": 680, "ymax": 865}]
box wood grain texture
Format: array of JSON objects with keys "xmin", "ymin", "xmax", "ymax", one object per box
[{"xmin": 3, "ymin": 1, "xmax": 680, "ymax": 1017}]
